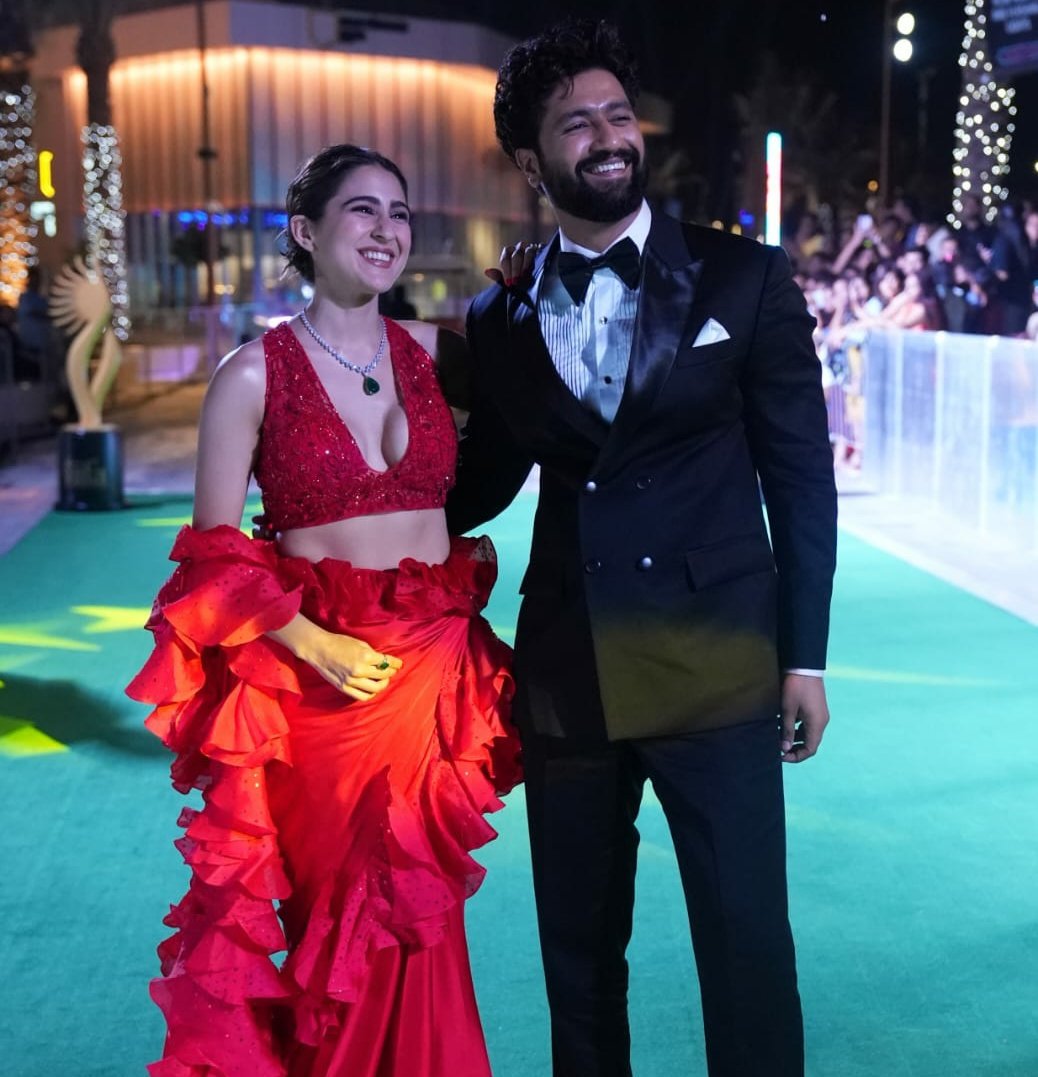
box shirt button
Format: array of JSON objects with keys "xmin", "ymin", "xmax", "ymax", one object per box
[
  {"xmin": 637, "ymin": 556, "xmax": 654, "ymax": 571},
  {"xmin": 603, "ymin": 375, "xmax": 613, "ymax": 384},
  {"xmin": 584, "ymin": 558, "xmax": 602, "ymax": 574},
  {"xmin": 635, "ymin": 476, "xmax": 653, "ymax": 490},
  {"xmin": 584, "ymin": 481, "xmax": 597, "ymax": 493}
]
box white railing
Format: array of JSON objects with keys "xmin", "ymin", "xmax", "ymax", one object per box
[{"xmin": 836, "ymin": 328, "xmax": 1038, "ymax": 552}]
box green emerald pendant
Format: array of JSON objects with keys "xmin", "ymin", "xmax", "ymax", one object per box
[{"xmin": 362, "ymin": 376, "xmax": 381, "ymax": 396}]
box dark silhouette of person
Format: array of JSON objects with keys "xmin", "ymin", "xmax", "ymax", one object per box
[{"xmin": 379, "ymin": 283, "xmax": 418, "ymax": 319}]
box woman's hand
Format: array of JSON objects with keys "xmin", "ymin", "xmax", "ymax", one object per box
[
  {"xmin": 305, "ymin": 631, "xmax": 403, "ymax": 701},
  {"xmin": 268, "ymin": 615, "xmax": 403, "ymax": 702},
  {"xmin": 485, "ymin": 242, "xmax": 542, "ymax": 287}
]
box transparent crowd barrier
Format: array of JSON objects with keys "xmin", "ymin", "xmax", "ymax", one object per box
[{"xmin": 829, "ymin": 328, "xmax": 1038, "ymax": 553}]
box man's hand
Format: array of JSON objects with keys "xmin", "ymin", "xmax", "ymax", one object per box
[
  {"xmin": 780, "ymin": 674, "xmax": 830, "ymax": 763},
  {"xmin": 251, "ymin": 513, "xmax": 277, "ymax": 541}
]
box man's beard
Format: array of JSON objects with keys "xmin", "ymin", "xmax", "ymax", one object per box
[{"xmin": 540, "ymin": 148, "xmax": 648, "ymax": 224}]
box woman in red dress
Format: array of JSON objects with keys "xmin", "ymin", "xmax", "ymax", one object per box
[{"xmin": 128, "ymin": 145, "xmax": 520, "ymax": 1077}]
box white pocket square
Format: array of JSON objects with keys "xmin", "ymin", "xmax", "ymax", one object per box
[{"xmin": 692, "ymin": 318, "xmax": 731, "ymax": 347}]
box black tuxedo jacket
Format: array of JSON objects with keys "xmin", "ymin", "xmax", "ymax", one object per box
[{"xmin": 446, "ymin": 211, "xmax": 837, "ymax": 742}]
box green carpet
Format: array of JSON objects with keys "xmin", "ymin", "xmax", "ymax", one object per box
[{"xmin": 1, "ymin": 493, "xmax": 1036, "ymax": 1076}]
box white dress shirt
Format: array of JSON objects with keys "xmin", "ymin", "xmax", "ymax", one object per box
[{"xmin": 537, "ymin": 200, "xmax": 651, "ymax": 423}]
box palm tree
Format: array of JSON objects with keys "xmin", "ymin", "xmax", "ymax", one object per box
[{"xmin": 735, "ymin": 54, "xmax": 876, "ymax": 221}]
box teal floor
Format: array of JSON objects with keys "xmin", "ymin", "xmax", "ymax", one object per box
[{"xmin": 1, "ymin": 492, "xmax": 1036, "ymax": 1075}]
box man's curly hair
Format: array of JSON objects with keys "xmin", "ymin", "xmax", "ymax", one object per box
[{"xmin": 494, "ymin": 19, "xmax": 640, "ymax": 162}]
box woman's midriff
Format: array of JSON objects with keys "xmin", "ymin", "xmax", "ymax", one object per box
[{"xmin": 276, "ymin": 506, "xmax": 451, "ymax": 569}]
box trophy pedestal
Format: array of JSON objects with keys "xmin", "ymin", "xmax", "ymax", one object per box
[{"xmin": 56, "ymin": 424, "xmax": 125, "ymax": 512}]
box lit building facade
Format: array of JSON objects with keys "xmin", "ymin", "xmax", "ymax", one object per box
[{"xmin": 30, "ymin": 2, "xmax": 539, "ymax": 322}]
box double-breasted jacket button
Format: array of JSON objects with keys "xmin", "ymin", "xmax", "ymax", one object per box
[
  {"xmin": 584, "ymin": 480, "xmax": 598, "ymax": 493},
  {"xmin": 637, "ymin": 556, "xmax": 654, "ymax": 571},
  {"xmin": 635, "ymin": 476, "xmax": 653, "ymax": 490},
  {"xmin": 584, "ymin": 558, "xmax": 602, "ymax": 574}
]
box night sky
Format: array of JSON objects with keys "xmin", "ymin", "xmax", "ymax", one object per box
[
  {"xmin": 29, "ymin": 0, "xmax": 1038, "ymax": 214},
  {"xmin": 758, "ymin": 0, "xmax": 1036, "ymax": 195},
  {"xmin": 432, "ymin": 0, "xmax": 1038, "ymax": 215}
]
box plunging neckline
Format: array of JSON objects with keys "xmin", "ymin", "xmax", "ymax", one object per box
[{"xmin": 284, "ymin": 320, "xmax": 412, "ymax": 476}]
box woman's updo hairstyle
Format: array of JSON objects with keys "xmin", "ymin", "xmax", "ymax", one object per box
[{"xmin": 282, "ymin": 144, "xmax": 409, "ymax": 282}]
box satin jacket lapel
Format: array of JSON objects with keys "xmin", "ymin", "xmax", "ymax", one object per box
[
  {"xmin": 506, "ymin": 237, "xmax": 609, "ymax": 449},
  {"xmin": 599, "ymin": 214, "xmax": 703, "ymax": 469}
]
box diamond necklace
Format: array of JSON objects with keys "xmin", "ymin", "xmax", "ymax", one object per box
[{"xmin": 298, "ymin": 309, "xmax": 387, "ymax": 396}]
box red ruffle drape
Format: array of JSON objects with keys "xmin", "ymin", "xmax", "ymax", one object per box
[{"xmin": 128, "ymin": 526, "xmax": 520, "ymax": 1077}]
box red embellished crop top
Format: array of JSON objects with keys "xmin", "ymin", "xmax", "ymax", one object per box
[{"xmin": 253, "ymin": 318, "xmax": 457, "ymax": 531}]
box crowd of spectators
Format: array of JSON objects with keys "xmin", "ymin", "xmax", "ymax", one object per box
[
  {"xmin": 785, "ymin": 194, "xmax": 1038, "ymax": 342},
  {"xmin": 783, "ymin": 194, "xmax": 1038, "ymax": 471}
]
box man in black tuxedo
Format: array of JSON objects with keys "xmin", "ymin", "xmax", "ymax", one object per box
[{"xmin": 446, "ymin": 19, "xmax": 837, "ymax": 1077}]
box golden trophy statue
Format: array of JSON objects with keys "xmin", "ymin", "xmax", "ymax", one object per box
[{"xmin": 49, "ymin": 256, "xmax": 124, "ymax": 510}]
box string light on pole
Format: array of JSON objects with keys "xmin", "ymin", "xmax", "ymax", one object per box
[
  {"xmin": 0, "ymin": 83, "xmax": 38, "ymax": 305},
  {"xmin": 82, "ymin": 122, "xmax": 131, "ymax": 340},
  {"xmin": 951, "ymin": 0, "xmax": 1016, "ymax": 225}
]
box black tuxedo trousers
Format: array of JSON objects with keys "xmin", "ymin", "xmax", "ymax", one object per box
[{"xmin": 523, "ymin": 720, "xmax": 803, "ymax": 1077}]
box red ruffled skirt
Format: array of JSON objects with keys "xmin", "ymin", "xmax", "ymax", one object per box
[{"xmin": 128, "ymin": 526, "xmax": 520, "ymax": 1077}]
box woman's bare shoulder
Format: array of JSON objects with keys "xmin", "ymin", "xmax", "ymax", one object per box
[
  {"xmin": 197, "ymin": 336, "xmax": 269, "ymax": 430},
  {"xmin": 209, "ymin": 334, "xmax": 268, "ymax": 391},
  {"xmin": 215, "ymin": 334, "xmax": 266, "ymax": 375},
  {"xmin": 395, "ymin": 318, "xmax": 441, "ymax": 355},
  {"xmin": 392, "ymin": 320, "xmax": 468, "ymax": 409},
  {"xmin": 396, "ymin": 319, "xmax": 466, "ymax": 363}
]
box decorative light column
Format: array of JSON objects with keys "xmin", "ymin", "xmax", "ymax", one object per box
[
  {"xmin": 0, "ymin": 0, "xmax": 37, "ymax": 307},
  {"xmin": 951, "ymin": 0, "xmax": 1017, "ymax": 223},
  {"xmin": 82, "ymin": 123, "xmax": 130, "ymax": 339},
  {"xmin": 75, "ymin": 4, "xmax": 131, "ymax": 341}
]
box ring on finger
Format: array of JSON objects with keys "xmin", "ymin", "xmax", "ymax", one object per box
[{"xmin": 377, "ymin": 655, "xmax": 390, "ymax": 670}]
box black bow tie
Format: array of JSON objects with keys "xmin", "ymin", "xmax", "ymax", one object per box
[{"xmin": 556, "ymin": 237, "xmax": 642, "ymax": 305}]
